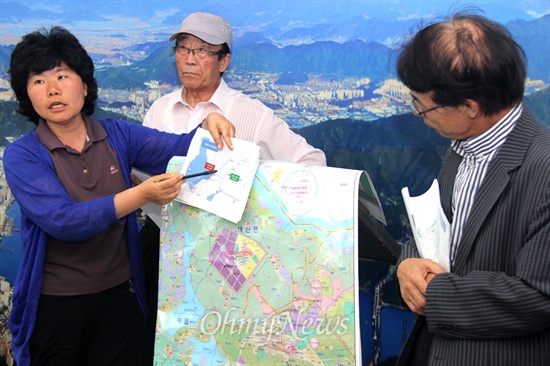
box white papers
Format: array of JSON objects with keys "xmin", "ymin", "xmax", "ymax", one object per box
[
  {"xmin": 175, "ymin": 128, "xmax": 260, "ymax": 223},
  {"xmin": 401, "ymin": 179, "xmax": 450, "ymax": 271}
]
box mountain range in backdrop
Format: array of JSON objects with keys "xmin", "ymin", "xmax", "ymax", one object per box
[{"xmin": 1, "ymin": 1, "xmax": 549, "ymax": 84}]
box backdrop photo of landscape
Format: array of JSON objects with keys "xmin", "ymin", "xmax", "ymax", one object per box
[{"xmin": 0, "ymin": 0, "xmax": 548, "ymax": 364}]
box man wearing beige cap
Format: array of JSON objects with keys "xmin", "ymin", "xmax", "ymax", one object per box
[
  {"xmin": 143, "ymin": 11, "xmax": 326, "ymax": 166},
  {"xmin": 140, "ymin": 11, "xmax": 326, "ymax": 362}
]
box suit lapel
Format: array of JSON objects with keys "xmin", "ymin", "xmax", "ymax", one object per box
[
  {"xmin": 451, "ymin": 164, "xmax": 510, "ymax": 271},
  {"xmin": 451, "ymin": 112, "xmax": 536, "ymax": 273}
]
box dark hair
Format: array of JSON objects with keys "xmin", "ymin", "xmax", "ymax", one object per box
[
  {"xmin": 8, "ymin": 26, "xmax": 98, "ymax": 124},
  {"xmin": 396, "ymin": 12, "xmax": 526, "ymax": 116}
]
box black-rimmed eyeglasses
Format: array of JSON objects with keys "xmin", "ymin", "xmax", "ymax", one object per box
[
  {"xmin": 173, "ymin": 45, "xmax": 223, "ymax": 59},
  {"xmin": 411, "ymin": 99, "xmax": 444, "ymax": 117}
]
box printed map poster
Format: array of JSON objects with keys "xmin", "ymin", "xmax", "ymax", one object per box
[
  {"xmin": 176, "ymin": 128, "xmax": 260, "ymax": 224},
  {"xmin": 155, "ymin": 160, "xmax": 376, "ymax": 365}
]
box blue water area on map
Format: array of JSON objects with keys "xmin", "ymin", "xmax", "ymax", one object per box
[
  {"xmin": 206, "ymin": 190, "xmax": 223, "ymax": 202},
  {"xmin": 185, "ymin": 138, "xmax": 218, "ymax": 189},
  {"xmin": 255, "ymin": 168, "xmax": 353, "ymax": 229},
  {"xmin": 165, "ymin": 230, "xmax": 207, "ymax": 333},
  {"xmin": 164, "ymin": 227, "xmax": 224, "ymax": 364}
]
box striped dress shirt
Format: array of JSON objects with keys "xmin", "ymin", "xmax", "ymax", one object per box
[
  {"xmin": 449, "ymin": 104, "xmax": 521, "ymax": 265},
  {"xmin": 143, "ymin": 79, "xmax": 327, "ymax": 166}
]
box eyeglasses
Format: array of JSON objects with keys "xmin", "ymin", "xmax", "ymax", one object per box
[
  {"xmin": 173, "ymin": 45, "xmax": 223, "ymax": 59},
  {"xmin": 411, "ymin": 99, "xmax": 444, "ymax": 117}
]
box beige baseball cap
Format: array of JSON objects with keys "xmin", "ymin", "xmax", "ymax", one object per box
[{"xmin": 169, "ymin": 12, "xmax": 232, "ymax": 51}]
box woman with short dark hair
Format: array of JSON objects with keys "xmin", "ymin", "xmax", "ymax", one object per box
[{"xmin": 5, "ymin": 26, "xmax": 234, "ymax": 365}]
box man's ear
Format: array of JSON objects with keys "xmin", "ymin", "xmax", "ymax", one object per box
[
  {"xmin": 462, "ymin": 99, "xmax": 480, "ymax": 119},
  {"xmin": 220, "ymin": 53, "xmax": 231, "ymax": 73}
]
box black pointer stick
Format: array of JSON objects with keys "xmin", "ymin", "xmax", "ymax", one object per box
[{"xmin": 181, "ymin": 170, "xmax": 217, "ymax": 180}]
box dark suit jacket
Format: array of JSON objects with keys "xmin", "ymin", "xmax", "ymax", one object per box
[{"xmin": 396, "ymin": 108, "xmax": 550, "ymax": 366}]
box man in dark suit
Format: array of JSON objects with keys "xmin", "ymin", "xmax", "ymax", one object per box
[{"xmin": 395, "ymin": 11, "xmax": 550, "ymax": 366}]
